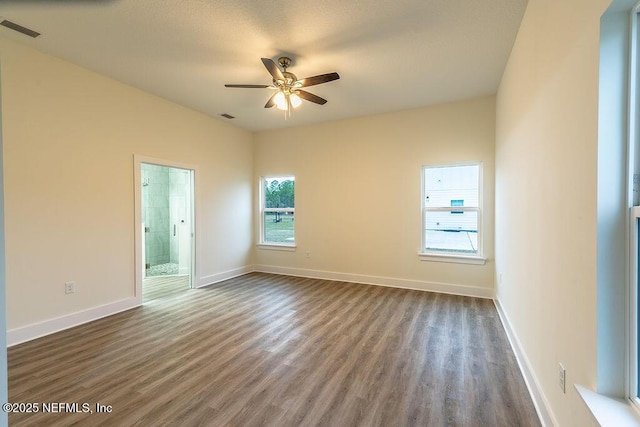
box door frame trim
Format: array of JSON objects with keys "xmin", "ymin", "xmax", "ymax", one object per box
[{"xmin": 133, "ymin": 155, "xmax": 197, "ymax": 303}]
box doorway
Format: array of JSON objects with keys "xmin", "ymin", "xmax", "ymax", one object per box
[{"xmin": 134, "ymin": 157, "xmax": 195, "ymax": 303}]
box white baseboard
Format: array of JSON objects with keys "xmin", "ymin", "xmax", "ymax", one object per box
[
  {"xmin": 252, "ymin": 264, "xmax": 494, "ymax": 299},
  {"xmin": 7, "ymin": 297, "xmax": 140, "ymax": 347},
  {"xmin": 196, "ymin": 265, "xmax": 254, "ymax": 288},
  {"xmin": 494, "ymin": 298, "xmax": 555, "ymax": 427},
  {"xmin": 6, "ymin": 264, "xmax": 492, "ymax": 347},
  {"xmin": 7, "ymin": 265, "xmax": 252, "ymax": 347}
]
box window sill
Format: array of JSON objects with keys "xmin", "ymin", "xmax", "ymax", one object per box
[
  {"xmin": 257, "ymin": 243, "xmax": 297, "ymax": 252},
  {"xmin": 576, "ymin": 385, "xmax": 640, "ymax": 427},
  {"xmin": 418, "ymin": 252, "xmax": 486, "ymax": 265}
]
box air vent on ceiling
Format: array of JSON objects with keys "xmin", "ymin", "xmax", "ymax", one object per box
[
  {"xmin": 220, "ymin": 113, "xmax": 235, "ymax": 119},
  {"xmin": 0, "ymin": 19, "xmax": 41, "ymax": 38}
]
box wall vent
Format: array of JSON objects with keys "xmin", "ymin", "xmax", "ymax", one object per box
[
  {"xmin": 220, "ymin": 113, "xmax": 235, "ymax": 119},
  {"xmin": 0, "ymin": 19, "xmax": 41, "ymax": 38}
]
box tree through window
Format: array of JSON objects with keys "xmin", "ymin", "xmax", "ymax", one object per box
[{"xmin": 261, "ymin": 176, "xmax": 295, "ymax": 245}]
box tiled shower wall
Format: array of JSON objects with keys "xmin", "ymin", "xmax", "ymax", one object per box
[
  {"xmin": 142, "ymin": 164, "xmax": 170, "ymax": 267},
  {"xmin": 142, "ymin": 164, "xmax": 191, "ymax": 270},
  {"xmin": 169, "ymin": 168, "xmax": 190, "ymax": 265}
]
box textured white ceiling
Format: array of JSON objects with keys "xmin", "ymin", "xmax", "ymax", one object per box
[{"xmin": 0, "ymin": 0, "xmax": 527, "ymax": 132}]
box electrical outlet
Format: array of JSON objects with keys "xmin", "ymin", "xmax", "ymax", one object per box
[
  {"xmin": 65, "ymin": 281, "xmax": 75, "ymax": 294},
  {"xmin": 558, "ymin": 363, "xmax": 566, "ymax": 393},
  {"xmin": 306, "ymin": 252, "xmax": 311, "ymax": 258}
]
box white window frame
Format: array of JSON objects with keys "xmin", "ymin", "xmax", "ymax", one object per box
[
  {"xmin": 629, "ymin": 2, "xmax": 640, "ymax": 411},
  {"xmin": 258, "ymin": 175, "xmax": 296, "ymax": 250},
  {"xmin": 630, "ymin": 209, "xmax": 640, "ymax": 409},
  {"xmin": 419, "ymin": 161, "xmax": 485, "ymax": 265}
]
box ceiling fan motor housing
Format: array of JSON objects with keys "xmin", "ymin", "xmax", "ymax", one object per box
[{"xmin": 278, "ymin": 72, "xmax": 299, "ymax": 88}]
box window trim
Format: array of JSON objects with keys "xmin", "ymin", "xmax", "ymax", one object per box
[
  {"xmin": 418, "ymin": 252, "xmax": 486, "ymax": 265},
  {"xmin": 419, "ymin": 161, "xmax": 485, "ymax": 264},
  {"xmin": 629, "ymin": 2, "xmax": 640, "ymax": 412},
  {"xmin": 629, "ymin": 208, "xmax": 639, "ymax": 409},
  {"xmin": 256, "ymin": 243, "xmax": 297, "ymax": 251},
  {"xmin": 258, "ymin": 175, "xmax": 296, "ymax": 248}
]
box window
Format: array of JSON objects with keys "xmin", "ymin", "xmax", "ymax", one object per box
[
  {"xmin": 421, "ymin": 163, "xmax": 483, "ymax": 263},
  {"xmin": 260, "ymin": 176, "xmax": 295, "ymax": 246},
  {"xmin": 450, "ymin": 199, "xmax": 464, "ymax": 214}
]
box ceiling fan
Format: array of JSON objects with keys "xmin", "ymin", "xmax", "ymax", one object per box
[{"xmin": 225, "ymin": 57, "xmax": 340, "ymax": 115}]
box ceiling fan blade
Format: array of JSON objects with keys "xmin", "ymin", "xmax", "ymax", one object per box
[
  {"xmin": 297, "ymin": 90, "xmax": 327, "ymax": 105},
  {"xmin": 298, "ymin": 72, "xmax": 340, "ymax": 87},
  {"xmin": 225, "ymin": 84, "xmax": 271, "ymax": 88},
  {"xmin": 264, "ymin": 93, "xmax": 277, "ymax": 108},
  {"xmin": 261, "ymin": 58, "xmax": 285, "ymax": 81}
]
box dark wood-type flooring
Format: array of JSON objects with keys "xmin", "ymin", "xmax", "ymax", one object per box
[{"xmin": 8, "ymin": 272, "xmax": 540, "ymax": 426}]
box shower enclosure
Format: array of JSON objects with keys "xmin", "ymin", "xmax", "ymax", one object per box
[{"xmin": 141, "ymin": 163, "xmax": 192, "ymax": 278}]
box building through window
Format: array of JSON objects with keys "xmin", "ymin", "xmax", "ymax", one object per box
[{"xmin": 422, "ymin": 163, "xmax": 482, "ymax": 257}]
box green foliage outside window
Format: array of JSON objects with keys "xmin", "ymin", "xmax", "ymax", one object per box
[{"xmin": 265, "ymin": 179, "xmax": 294, "ymax": 208}]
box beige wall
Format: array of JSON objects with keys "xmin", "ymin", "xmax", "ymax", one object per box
[
  {"xmin": 1, "ymin": 2, "xmax": 621, "ymax": 422},
  {"xmin": 0, "ymin": 37, "xmax": 253, "ymax": 331},
  {"xmin": 495, "ymin": 0, "xmax": 611, "ymax": 424},
  {"xmin": 254, "ymin": 96, "xmax": 495, "ymax": 295}
]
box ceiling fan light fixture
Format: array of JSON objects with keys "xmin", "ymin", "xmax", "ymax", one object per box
[
  {"xmin": 274, "ymin": 92, "xmax": 287, "ymax": 110},
  {"xmin": 290, "ymin": 92, "xmax": 302, "ymax": 108}
]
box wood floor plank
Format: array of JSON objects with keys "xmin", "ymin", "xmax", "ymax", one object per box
[
  {"xmin": 143, "ymin": 275, "xmax": 190, "ymax": 303},
  {"xmin": 8, "ymin": 272, "xmax": 540, "ymax": 426}
]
